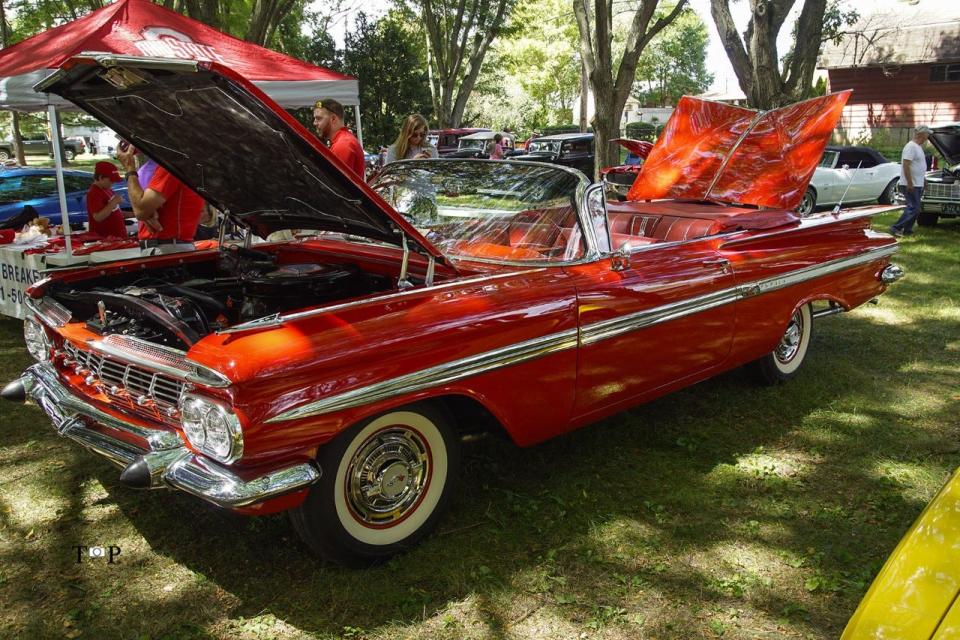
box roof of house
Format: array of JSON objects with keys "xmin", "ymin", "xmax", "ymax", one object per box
[{"xmin": 820, "ymin": 4, "xmax": 960, "ymax": 69}]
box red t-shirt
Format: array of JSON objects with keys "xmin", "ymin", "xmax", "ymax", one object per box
[
  {"xmin": 138, "ymin": 166, "xmax": 204, "ymax": 241},
  {"xmin": 86, "ymin": 184, "xmax": 126, "ymax": 238},
  {"xmin": 330, "ymin": 127, "xmax": 366, "ymax": 178}
]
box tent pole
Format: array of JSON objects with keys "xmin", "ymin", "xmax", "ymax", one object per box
[
  {"xmin": 48, "ymin": 105, "xmax": 72, "ymax": 256},
  {"xmin": 354, "ymin": 104, "xmax": 364, "ymax": 148}
]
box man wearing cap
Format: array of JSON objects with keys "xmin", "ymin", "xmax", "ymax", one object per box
[
  {"xmin": 116, "ymin": 146, "xmax": 204, "ymax": 254},
  {"xmin": 890, "ymin": 125, "xmax": 932, "ymax": 237},
  {"xmin": 86, "ymin": 161, "xmax": 128, "ymax": 237},
  {"xmin": 313, "ymin": 98, "xmax": 365, "ymax": 178}
]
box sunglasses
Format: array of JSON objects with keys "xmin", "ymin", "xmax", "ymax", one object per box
[{"xmin": 410, "ymin": 130, "xmax": 426, "ymax": 139}]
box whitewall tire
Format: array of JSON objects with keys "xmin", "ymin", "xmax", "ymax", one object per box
[
  {"xmin": 749, "ymin": 303, "xmax": 813, "ymax": 385},
  {"xmin": 290, "ymin": 403, "xmax": 459, "ymax": 566}
]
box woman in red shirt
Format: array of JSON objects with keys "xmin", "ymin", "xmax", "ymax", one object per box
[{"xmin": 86, "ymin": 161, "xmax": 127, "ymax": 237}]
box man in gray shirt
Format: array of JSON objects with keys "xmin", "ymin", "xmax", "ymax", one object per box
[{"xmin": 890, "ymin": 125, "xmax": 932, "ymax": 237}]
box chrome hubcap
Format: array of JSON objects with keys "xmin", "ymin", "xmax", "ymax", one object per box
[
  {"xmin": 346, "ymin": 427, "xmax": 429, "ymax": 526},
  {"xmin": 775, "ymin": 310, "xmax": 804, "ymax": 364}
]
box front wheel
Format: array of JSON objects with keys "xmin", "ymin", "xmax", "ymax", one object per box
[
  {"xmin": 290, "ymin": 403, "xmax": 460, "ymax": 566},
  {"xmin": 797, "ymin": 189, "xmax": 816, "ymax": 217},
  {"xmin": 748, "ymin": 303, "xmax": 813, "ymax": 385},
  {"xmin": 878, "ymin": 178, "xmax": 898, "ymax": 204},
  {"xmin": 64, "ymin": 149, "xmax": 76, "ymax": 162}
]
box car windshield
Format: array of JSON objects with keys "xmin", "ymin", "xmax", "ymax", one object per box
[
  {"xmin": 372, "ymin": 160, "xmax": 586, "ymax": 264},
  {"xmin": 819, "ymin": 150, "xmax": 838, "ymax": 168},
  {"xmin": 527, "ymin": 140, "xmax": 561, "ymax": 154}
]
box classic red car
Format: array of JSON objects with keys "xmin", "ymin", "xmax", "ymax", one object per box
[{"xmin": 2, "ymin": 56, "xmax": 903, "ymax": 566}]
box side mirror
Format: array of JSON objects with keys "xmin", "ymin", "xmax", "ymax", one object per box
[{"xmin": 611, "ymin": 241, "xmax": 633, "ymax": 271}]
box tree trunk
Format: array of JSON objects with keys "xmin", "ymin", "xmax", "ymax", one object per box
[
  {"xmin": 11, "ymin": 112, "xmax": 25, "ymax": 165},
  {"xmin": 579, "ymin": 59, "xmax": 588, "ymax": 132}
]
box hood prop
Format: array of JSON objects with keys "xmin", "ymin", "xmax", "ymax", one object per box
[{"xmin": 398, "ymin": 235, "xmax": 413, "ymax": 290}]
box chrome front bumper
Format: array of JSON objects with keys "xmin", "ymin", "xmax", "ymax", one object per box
[{"xmin": 14, "ymin": 363, "xmax": 320, "ymax": 508}]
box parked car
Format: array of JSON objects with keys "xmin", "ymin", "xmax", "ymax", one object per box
[
  {"xmin": 797, "ymin": 145, "xmax": 900, "ymax": 216},
  {"xmin": 427, "ymin": 127, "xmax": 490, "ymax": 155},
  {"xmin": 0, "ymin": 133, "xmax": 85, "ymax": 162},
  {"xmin": 3, "ymin": 56, "xmax": 903, "ymax": 566},
  {"xmin": 0, "ymin": 167, "xmax": 129, "ymax": 228},
  {"xmin": 841, "ymin": 466, "xmax": 960, "ymax": 638},
  {"xmin": 601, "ymin": 138, "xmax": 654, "ymax": 199},
  {"xmin": 914, "ymin": 122, "xmax": 960, "ymax": 226},
  {"xmin": 442, "ymin": 131, "xmax": 517, "ymax": 159},
  {"xmin": 510, "ymin": 132, "xmax": 595, "ymax": 177}
]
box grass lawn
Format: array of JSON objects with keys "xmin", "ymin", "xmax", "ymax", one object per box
[
  {"xmin": 0, "ymin": 212, "xmax": 957, "ymax": 639},
  {"xmin": 21, "ymin": 154, "xmax": 110, "ymax": 173}
]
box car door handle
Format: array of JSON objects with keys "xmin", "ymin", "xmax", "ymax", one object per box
[{"xmin": 702, "ymin": 258, "xmax": 731, "ymax": 273}]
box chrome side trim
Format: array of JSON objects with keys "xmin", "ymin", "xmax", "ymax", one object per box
[
  {"xmin": 26, "ymin": 297, "xmax": 72, "ymax": 328},
  {"xmin": 580, "ymin": 287, "xmax": 741, "ymax": 346},
  {"xmin": 267, "ymin": 244, "xmax": 898, "ymax": 423},
  {"xmin": 220, "ymin": 268, "xmax": 546, "ymax": 334},
  {"xmin": 20, "ymin": 362, "xmax": 319, "ymax": 507},
  {"xmin": 266, "ymin": 327, "xmax": 580, "ymax": 423},
  {"xmin": 87, "ymin": 334, "xmax": 231, "ymax": 388}
]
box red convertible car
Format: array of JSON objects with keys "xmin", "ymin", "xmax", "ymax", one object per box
[{"xmin": 2, "ymin": 56, "xmax": 903, "ymax": 565}]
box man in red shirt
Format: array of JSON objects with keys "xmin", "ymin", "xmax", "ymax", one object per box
[
  {"xmin": 117, "ymin": 146, "xmax": 204, "ymax": 254},
  {"xmin": 313, "ymin": 98, "xmax": 365, "ymax": 178},
  {"xmin": 86, "ymin": 161, "xmax": 128, "ymax": 237}
]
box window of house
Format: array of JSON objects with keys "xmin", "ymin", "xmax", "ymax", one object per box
[{"xmin": 930, "ymin": 64, "xmax": 960, "ymax": 82}]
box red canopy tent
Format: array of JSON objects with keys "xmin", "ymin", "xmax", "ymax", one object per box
[
  {"xmin": 0, "ymin": 0, "xmax": 359, "ymax": 110},
  {"xmin": 0, "ymin": 0, "xmax": 362, "ymax": 255}
]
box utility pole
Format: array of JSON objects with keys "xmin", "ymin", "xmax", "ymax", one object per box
[{"xmin": 0, "ymin": 0, "xmax": 25, "ymax": 165}]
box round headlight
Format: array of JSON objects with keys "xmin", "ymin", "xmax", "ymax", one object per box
[
  {"xmin": 24, "ymin": 318, "xmax": 51, "ymax": 362},
  {"xmin": 179, "ymin": 394, "xmax": 243, "ymax": 464},
  {"xmin": 180, "ymin": 397, "xmax": 207, "ymax": 449},
  {"xmin": 202, "ymin": 407, "xmax": 233, "ymax": 459}
]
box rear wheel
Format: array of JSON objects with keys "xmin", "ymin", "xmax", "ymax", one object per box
[
  {"xmin": 878, "ymin": 178, "xmax": 898, "ymax": 204},
  {"xmin": 917, "ymin": 212, "xmax": 939, "ymax": 226},
  {"xmin": 797, "ymin": 188, "xmax": 816, "ymax": 216},
  {"xmin": 64, "ymin": 149, "xmax": 76, "ymax": 162},
  {"xmin": 748, "ymin": 303, "xmax": 813, "ymax": 385},
  {"xmin": 290, "ymin": 403, "xmax": 460, "ymax": 566}
]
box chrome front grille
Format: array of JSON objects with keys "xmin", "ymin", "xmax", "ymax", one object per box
[
  {"xmin": 923, "ymin": 180, "xmax": 960, "ymax": 200},
  {"xmin": 62, "ymin": 342, "xmax": 184, "ymax": 423}
]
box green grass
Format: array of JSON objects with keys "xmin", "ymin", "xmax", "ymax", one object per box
[
  {"xmin": 1, "ymin": 212, "xmax": 958, "ymax": 639},
  {"xmin": 19, "ymin": 154, "xmax": 111, "ymax": 173}
]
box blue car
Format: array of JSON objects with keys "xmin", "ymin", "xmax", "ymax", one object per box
[{"xmin": 0, "ymin": 167, "xmax": 130, "ymax": 227}]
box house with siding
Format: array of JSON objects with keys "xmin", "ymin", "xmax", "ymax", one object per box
[{"xmin": 819, "ymin": 1, "xmax": 960, "ymax": 146}]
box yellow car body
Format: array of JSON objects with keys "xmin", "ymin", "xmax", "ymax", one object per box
[{"xmin": 842, "ymin": 467, "xmax": 960, "ymax": 639}]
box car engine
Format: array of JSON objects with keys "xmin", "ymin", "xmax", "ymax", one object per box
[{"xmin": 48, "ymin": 246, "xmax": 392, "ymax": 349}]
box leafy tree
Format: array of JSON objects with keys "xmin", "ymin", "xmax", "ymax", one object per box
[
  {"xmin": 709, "ymin": 0, "xmax": 858, "ymax": 109},
  {"xmin": 573, "ymin": 0, "xmax": 688, "ymax": 178},
  {"xmin": 341, "ymin": 11, "xmax": 433, "ymax": 149},
  {"xmin": 491, "ymin": 0, "xmax": 581, "ymax": 130},
  {"xmin": 633, "ymin": 10, "xmax": 712, "ymax": 107},
  {"xmin": 401, "ymin": 0, "xmax": 518, "ymax": 127}
]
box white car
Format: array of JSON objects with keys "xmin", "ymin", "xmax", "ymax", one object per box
[{"xmin": 798, "ymin": 145, "xmax": 900, "ymax": 215}]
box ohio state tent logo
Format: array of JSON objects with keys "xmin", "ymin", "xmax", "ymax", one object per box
[{"xmin": 132, "ymin": 27, "xmax": 226, "ymax": 64}]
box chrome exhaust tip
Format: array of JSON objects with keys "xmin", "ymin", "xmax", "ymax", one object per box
[{"xmin": 881, "ymin": 264, "xmax": 904, "ymax": 284}]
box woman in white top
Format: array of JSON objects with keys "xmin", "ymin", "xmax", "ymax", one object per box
[{"xmin": 385, "ymin": 114, "xmax": 439, "ymax": 164}]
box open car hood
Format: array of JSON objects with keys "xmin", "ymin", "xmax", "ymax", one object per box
[
  {"xmin": 628, "ymin": 92, "xmax": 851, "ymax": 210},
  {"xmin": 930, "ymin": 123, "xmax": 960, "ymax": 168},
  {"xmin": 36, "ymin": 54, "xmax": 448, "ymax": 264}
]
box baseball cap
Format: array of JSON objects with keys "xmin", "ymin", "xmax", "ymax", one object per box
[
  {"xmin": 915, "ymin": 125, "xmax": 933, "ymax": 134},
  {"xmin": 94, "ymin": 161, "xmax": 122, "ymax": 183}
]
